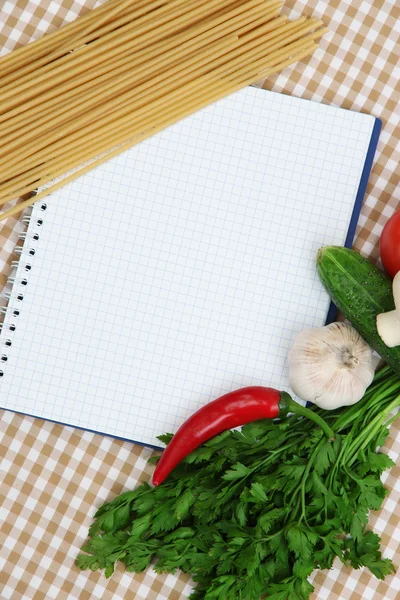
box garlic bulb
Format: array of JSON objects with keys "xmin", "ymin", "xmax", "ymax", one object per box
[{"xmin": 288, "ymin": 322, "xmax": 375, "ymax": 409}]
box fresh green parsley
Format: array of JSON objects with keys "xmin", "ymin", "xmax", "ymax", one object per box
[{"xmin": 77, "ymin": 366, "xmax": 398, "ymax": 599}]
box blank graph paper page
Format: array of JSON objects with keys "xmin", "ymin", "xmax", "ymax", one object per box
[{"xmin": 0, "ymin": 87, "xmax": 376, "ymax": 447}]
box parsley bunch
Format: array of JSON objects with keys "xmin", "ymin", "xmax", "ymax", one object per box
[{"xmin": 77, "ymin": 366, "xmax": 398, "ymax": 599}]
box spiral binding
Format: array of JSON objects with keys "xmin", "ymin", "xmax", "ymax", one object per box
[{"xmin": 0, "ymin": 202, "xmax": 47, "ymax": 377}]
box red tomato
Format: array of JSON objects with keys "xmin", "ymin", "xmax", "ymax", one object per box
[{"xmin": 380, "ymin": 210, "xmax": 400, "ymax": 278}]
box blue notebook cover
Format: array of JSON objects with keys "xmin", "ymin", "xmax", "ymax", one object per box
[
  {"xmin": 0, "ymin": 89, "xmax": 382, "ymax": 448},
  {"xmin": 325, "ymin": 116, "xmax": 382, "ymax": 324}
]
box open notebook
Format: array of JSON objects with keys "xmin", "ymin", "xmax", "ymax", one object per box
[{"xmin": 0, "ymin": 87, "xmax": 380, "ymax": 448}]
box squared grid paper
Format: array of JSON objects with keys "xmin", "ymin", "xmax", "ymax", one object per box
[
  {"xmin": 0, "ymin": 2, "xmax": 399, "ymax": 599},
  {"xmin": 0, "ymin": 87, "xmax": 375, "ymax": 448}
]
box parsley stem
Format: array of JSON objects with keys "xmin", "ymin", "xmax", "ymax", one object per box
[
  {"xmin": 333, "ymin": 370, "xmax": 397, "ymax": 431},
  {"xmin": 358, "ymin": 388, "xmax": 400, "ymax": 431},
  {"xmin": 345, "ymin": 393, "xmax": 400, "ymax": 467},
  {"xmin": 298, "ymin": 439, "xmax": 325, "ymax": 522},
  {"xmin": 260, "ymin": 529, "xmax": 283, "ymax": 542}
]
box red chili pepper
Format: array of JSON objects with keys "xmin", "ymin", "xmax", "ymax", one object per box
[{"xmin": 152, "ymin": 386, "xmax": 333, "ymax": 486}]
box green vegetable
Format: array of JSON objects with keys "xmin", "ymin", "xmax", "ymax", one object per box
[
  {"xmin": 317, "ymin": 246, "xmax": 400, "ymax": 375},
  {"xmin": 76, "ymin": 366, "xmax": 399, "ymax": 599}
]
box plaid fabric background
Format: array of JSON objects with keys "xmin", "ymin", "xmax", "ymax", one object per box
[{"xmin": 0, "ymin": 1, "xmax": 399, "ymax": 598}]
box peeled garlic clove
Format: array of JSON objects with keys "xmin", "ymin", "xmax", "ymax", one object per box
[
  {"xmin": 377, "ymin": 272, "xmax": 400, "ymax": 347},
  {"xmin": 288, "ymin": 322, "xmax": 375, "ymax": 410}
]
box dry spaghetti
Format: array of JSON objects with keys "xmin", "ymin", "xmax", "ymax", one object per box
[{"xmin": 0, "ymin": 0, "xmax": 327, "ymax": 220}]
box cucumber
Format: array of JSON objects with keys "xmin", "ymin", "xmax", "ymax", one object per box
[{"xmin": 317, "ymin": 246, "xmax": 400, "ymax": 376}]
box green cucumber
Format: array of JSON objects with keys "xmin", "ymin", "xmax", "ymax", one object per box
[{"xmin": 317, "ymin": 245, "xmax": 400, "ymax": 376}]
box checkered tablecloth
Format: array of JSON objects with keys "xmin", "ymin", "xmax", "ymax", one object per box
[{"xmin": 0, "ymin": 1, "xmax": 399, "ymax": 599}]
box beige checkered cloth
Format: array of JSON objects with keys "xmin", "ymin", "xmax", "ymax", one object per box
[{"xmin": 0, "ymin": 1, "xmax": 399, "ymax": 598}]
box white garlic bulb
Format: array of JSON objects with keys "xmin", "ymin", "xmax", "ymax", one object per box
[{"xmin": 288, "ymin": 322, "xmax": 375, "ymax": 410}]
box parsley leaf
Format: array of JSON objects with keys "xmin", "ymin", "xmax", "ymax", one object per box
[
  {"xmin": 250, "ymin": 482, "xmax": 268, "ymax": 503},
  {"xmin": 222, "ymin": 462, "xmax": 251, "ymax": 480}
]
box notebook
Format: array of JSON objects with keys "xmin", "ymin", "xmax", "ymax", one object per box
[{"xmin": 0, "ymin": 87, "xmax": 381, "ymax": 448}]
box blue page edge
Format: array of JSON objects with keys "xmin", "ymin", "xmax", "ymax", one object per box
[{"xmin": 325, "ymin": 117, "xmax": 382, "ymax": 325}]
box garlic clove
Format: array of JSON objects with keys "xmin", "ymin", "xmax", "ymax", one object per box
[
  {"xmin": 376, "ymin": 310, "xmax": 400, "ymax": 348},
  {"xmin": 377, "ymin": 272, "xmax": 400, "ymax": 347},
  {"xmin": 288, "ymin": 322, "xmax": 375, "ymax": 410}
]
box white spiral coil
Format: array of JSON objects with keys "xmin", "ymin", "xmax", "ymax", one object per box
[{"xmin": 0, "ymin": 202, "xmax": 48, "ymax": 377}]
